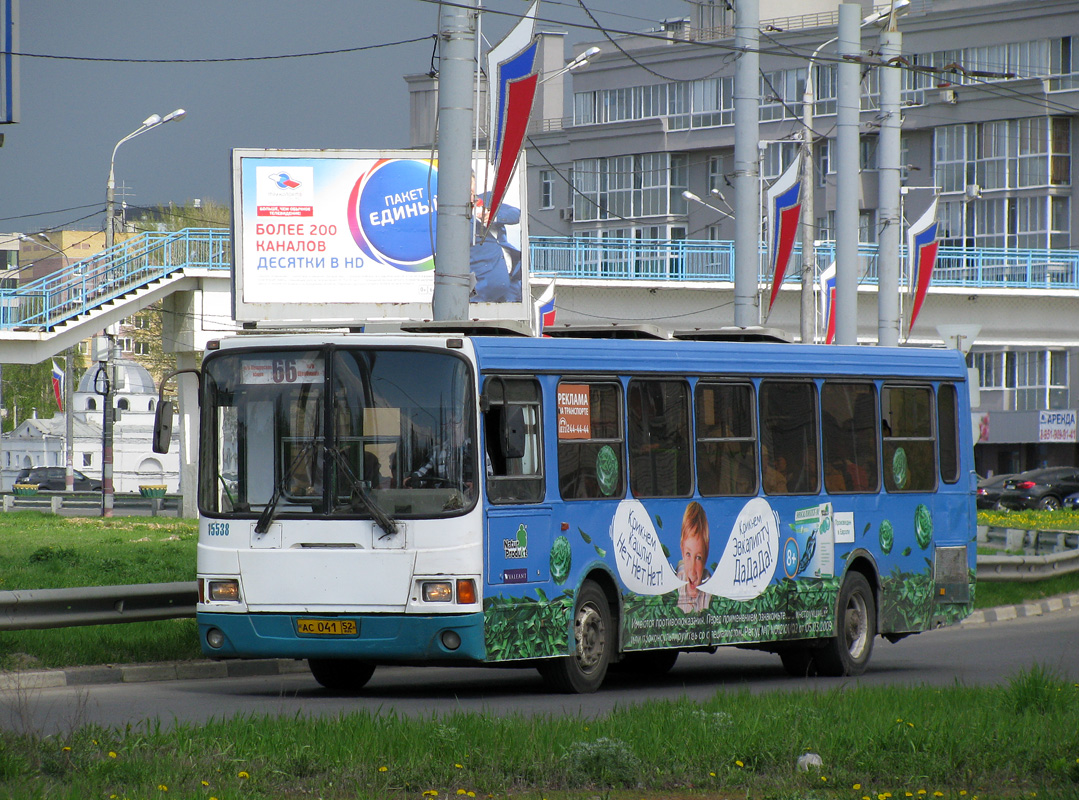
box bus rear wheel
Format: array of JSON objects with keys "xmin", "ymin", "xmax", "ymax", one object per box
[
  {"xmin": 816, "ymin": 571, "xmax": 876, "ymax": 677},
  {"xmin": 538, "ymin": 580, "xmax": 612, "ymax": 693},
  {"xmin": 308, "ymin": 658, "xmax": 376, "ymax": 691}
]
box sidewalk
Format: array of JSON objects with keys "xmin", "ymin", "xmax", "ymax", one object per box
[{"xmin": 3, "ymin": 593, "xmax": 1075, "ymax": 691}]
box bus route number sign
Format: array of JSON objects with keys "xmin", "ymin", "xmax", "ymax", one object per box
[
  {"xmin": 296, "ymin": 618, "xmax": 358, "ymax": 636},
  {"xmin": 242, "ymin": 357, "xmax": 324, "ymax": 385}
]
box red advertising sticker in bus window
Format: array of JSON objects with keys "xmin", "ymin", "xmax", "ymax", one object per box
[{"xmin": 557, "ymin": 383, "xmax": 591, "ymax": 440}]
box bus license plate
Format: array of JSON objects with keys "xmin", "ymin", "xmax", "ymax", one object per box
[{"xmin": 297, "ymin": 619, "xmax": 358, "ymax": 636}]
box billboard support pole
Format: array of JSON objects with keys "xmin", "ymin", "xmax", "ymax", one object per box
[{"xmin": 433, "ymin": 0, "xmax": 476, "ymax": 321}]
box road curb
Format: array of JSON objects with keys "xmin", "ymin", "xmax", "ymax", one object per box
[
  {"xmin": 2, "ymin": 594, "xmax": 1076, "ymax": 690},
  {"xmin": 0, "ymin": 657, "xmax": 309, "ymax": 691},
  {"xmin": 959, "ymin": 591, "xmax": 1079, "ymax": 626}
]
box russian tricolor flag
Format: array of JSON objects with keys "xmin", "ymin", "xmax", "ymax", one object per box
[
  {"xmin": 484, "ymin": 2, "xmax": 539, "ymax": 229},
  {"xmin": 907, "ymin": 196, "xmax": 940, "ymax": 336},
  {"xmin": 51, "ymin": 359, "xmax": 64, "ymax": 412},
  {"xmin": 818, "ymin": 263, "xmax": 836, "ymax": 344},
  {"xmin": 766, "ymin": 154, "xmax": 803, "ymax": 316},
  {"xmin": 534, "ymin": 281, "xmax": 555, "ymax": 334}
]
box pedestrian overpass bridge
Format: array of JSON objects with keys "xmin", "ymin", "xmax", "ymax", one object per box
[{"xmin": 3, "ymin": 227, "xmax": 1079, "ymax": 365}]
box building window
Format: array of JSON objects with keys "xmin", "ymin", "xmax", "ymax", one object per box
[
  {"xmin": 968, "ymin": 349, "xmax": 1069, "ymax": 410},
  {"xmin": 539, "ymin": 169, "xmax": 554, "ymax": 209},
  {"xmin": 134, "ymin": 341, "xmax": 151, "ymax": 356},
  {"xmin": 573, "ymin": 153, "xmax": 688, "ymax": 222},
  {"xmin": 83, "ymin": 453, "xmax": 93, "ymax": 467}
]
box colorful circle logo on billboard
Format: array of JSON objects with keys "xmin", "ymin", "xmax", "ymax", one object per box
[{"xmin": 347, "ymin": 158, "xmax": 438, "ymax": 272}]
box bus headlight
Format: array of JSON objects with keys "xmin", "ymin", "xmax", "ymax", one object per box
[
  {"xmin": 422, "ymin": 581, "xmax": 453, "ymax": 602},
  {"xmin": 208, "ymin": 579, "xmax": 241, "ymax": 602}
]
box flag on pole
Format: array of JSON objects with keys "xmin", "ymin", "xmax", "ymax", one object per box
[
  {"xmin": 907, "ymin": 196, "xmax": 940, "ymax": 335},
  {"xmin": 818, "ymin": 262, "xmax": 837, "ymax": 344},
  {"xmin": 485, "ymin": 2, "xmax": 540, "ymax": 227},
  {"xmin": 533, "ymin": 280, "xmax": 556, "ymax": 334},
  {"xmin": 765, "ymin": 154, "xmax": 803, "ymax": 316},
  {"xmin": 51, "ymin": 359, "xmax": 64, "ymax": 412}
]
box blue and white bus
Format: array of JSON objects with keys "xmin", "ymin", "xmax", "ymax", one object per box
[{"xmin": 158, "ymin": 328, "xmax": 976, "ymax": 693}]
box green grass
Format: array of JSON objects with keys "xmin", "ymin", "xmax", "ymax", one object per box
[
  {"xmin": 0, "ymin": 512, "xmax": 200, "ymax": 670},
  {"xmin": 1, "ymin": 667, "xmax": 1077, "ymax": 799}
]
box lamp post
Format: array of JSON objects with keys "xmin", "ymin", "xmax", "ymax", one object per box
[
  {"xmin": 20, "ymin": 233, "xmax": 76, "ymax": 492},
  {"xmin": 101, "ymin": 108, "xmax": 185, "ymax": 516},
  {"xmin": 682, "ymin": 190, "xmax": 736, "ymax": 221},
  {"xmin": 105, "ymin": 109, "xmax": 186, "ymax": 250},
  {"xmin": 799, "ymin": 1, "xmax": 908, "ymax": 342}
]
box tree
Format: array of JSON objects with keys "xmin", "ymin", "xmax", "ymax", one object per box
[{"xmin": 0, "ymin": 350, "xmax": 86, "ymax": 432}]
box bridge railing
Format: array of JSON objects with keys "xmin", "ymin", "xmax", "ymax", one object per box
[
  {"xmin": 0, "ymin": 228, "xmax": 231, "ymax": 332},
  {"xmin": 531, "ymin": 237, "xmax": 1079, "ymax": 291}
]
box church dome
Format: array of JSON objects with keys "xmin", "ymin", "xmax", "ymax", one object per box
[{"xmin": 76, "ymin": 358, "xmax": 157, "ymax": 396}]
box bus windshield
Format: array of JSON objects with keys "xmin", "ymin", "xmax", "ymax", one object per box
[{"xmin": 200, "ymin": 347, "xmax": 476, "ymax": 521}]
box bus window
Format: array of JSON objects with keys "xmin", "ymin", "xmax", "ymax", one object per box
[
  {"xmin": 627, "ymin": 379, "xmax": 691, "ymax": 497},
  {"xmin": 821, "ymin": 382, "xmax": 879, "ymax": 493},
  {"xmin": 882, "ymin": 385, "xmax": 936, "ymax": 492},
  {"xmin": 695, "ymin": 381, "xmax": 756, "ymax": 496},
  {"xmin": 484, "ymin": 377, "xmax": 545, "ymax": 504},
  {"xmin": 558, "ymin": 381, "xmax": 624, "ymax": 500},
  {"xmin": 759, "ymin": 381, "xmax": 819, "ymax": 495},
  {"xmin": 937, "ymin": 383, "xmax": 960, "ymax": 484}
]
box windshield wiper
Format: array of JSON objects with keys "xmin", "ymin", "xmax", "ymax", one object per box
[
  {"xmin": 254, "ymin": 440, "xmax": 319, "ymax": 534},
  {"xmin": 328, "ymin": 446, "xmax": 399, "ymax": 538}
]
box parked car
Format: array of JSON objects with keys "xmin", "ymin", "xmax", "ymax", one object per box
[
  {"xmin": 996, "ymin": 466, "xmax": 1079, "ymax": 511},
  {"xmin": 13, "ymin": 466, "xmax": 102, "ymax": 492},
  {"xmin": 1063, "ymin": 493, "xmax": 1079, "ymax": 510},
  {"xmin": 976, "ymin": 473, "xmax": 1015, "ymax": 510}
]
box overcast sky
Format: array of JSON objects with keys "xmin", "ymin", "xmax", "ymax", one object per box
[{"xmin": 0, "ymin": 0, "xmax": 689, "ymax": 237}]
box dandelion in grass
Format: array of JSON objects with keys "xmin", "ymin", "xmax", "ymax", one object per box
[
  {"xmin": 709, "ymin": 772, "xmax": 716, "ymax": 777},
  {"xmin": 423, "ymin": 792, "xmax": 438, "ymax": 797},
  {"xmin": 854, "ymin": 784, "xmax": 861, "ymax": 791},
  {"xmin": 735, "ymin": 760, "xmax": 744, "ymax": 768},
  {"xmin": 379, "ymin": 766, "xmax": 389, "ymax": 773},
  {"xmin": 238, "ymin": 771, "xmax": 250, "ymax": 779},
  {"xmin": 158, "ymin": 786, "xmax": 168, "ymax": 793},
  {"xmin": 457, "ymin": 791, "xmax": 467, "ymax": 796},
  {"xmin": 108, "ymin": 751, "xmax": 117, "ymax": 758},
  {"xmin": 62, "ymin": 746, "xmax": 71, "ymax": 752},
  {"xmin": 455, "ymin": 763, "xmax": 464, "ymax": 769}
]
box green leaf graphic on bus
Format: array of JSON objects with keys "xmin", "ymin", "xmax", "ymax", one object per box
[
  {"xmin": 579, "ymin": 528, "xmax": 592, "ymax": 545},
  {"xmin": 550, "ymin": 535, "xmax": 572, "ymax": 584},
  {"xmin": 914, "ymin": 504, "xmax": 933, "ymax": 550},
  {"xmin": 879, "ymin": 519, "xmax": 894, "ymax": 554},
  {"xmin": 892, "ymin": 447, "xmax": 909, "ymax": 489},
  {"xmin": 595, "ymin": 445, "xmax": 619, "ymax": 496}
]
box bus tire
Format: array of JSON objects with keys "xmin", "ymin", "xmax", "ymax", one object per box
[
  {"xmin": 538, "ymin": 581, "xmax": 612, "ymax": 693},
  {"xmin": 816, "ymin": 571, "xmax": 876, "ymax": 677},
  {"xmin": 308, "ymin": 658, "xmax": 376, "ymax": 691},
  {"xmin": 611, "ymin": 649, "xmax": 679, "ymax": 678}
]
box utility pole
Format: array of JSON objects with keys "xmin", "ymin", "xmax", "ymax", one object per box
[
  {"xmin": 732, "ymin": 0, "xmax": 760, "ymax": 328},
  {"xmin": 834, "ymin": 4, "xmax": 861, "ymax": 345},
  {"xmin": 877, "ymin": 22, "xmax": 903, "ymax": 347},
  {"xmin": 432, "ymin": 0, "xmax": 476, "ymax": 321}
]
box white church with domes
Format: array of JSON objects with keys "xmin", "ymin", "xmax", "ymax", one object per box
[{"xmin": 1, "ymin": 358, "xmax": 180, "ymax": 492}]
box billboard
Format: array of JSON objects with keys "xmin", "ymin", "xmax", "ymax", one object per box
[{"xmin": 231, "ymin": 149, "xmax": 530, "ymax": 327}]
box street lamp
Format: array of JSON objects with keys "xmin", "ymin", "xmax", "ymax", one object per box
[
  {"xmin": 682, "ymin": 190, "xmax": 735, "ymax": 220},
  {"xmin": 798, "ymin": 1, "xmax": 908, "ymax": 343},
  {"xmin": 19, "ymin": 233, "xmax": 76, "ymax": 493},
  {"xmin": 105, "ymin": 108, "xmax": 186, "ymax": 250},
  {"xmin": 101, "ymin": 108, "xmax": 185, "ymax": 517}
]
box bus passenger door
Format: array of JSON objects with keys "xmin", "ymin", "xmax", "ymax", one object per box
[{"xmin": 481, "ymin": 376, "xmax": 550, "ymax": 587}]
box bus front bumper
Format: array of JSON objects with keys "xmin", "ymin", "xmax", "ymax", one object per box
[{"xmin": 198, "ymin": 610, "xmax": 486, "ymax": 663}]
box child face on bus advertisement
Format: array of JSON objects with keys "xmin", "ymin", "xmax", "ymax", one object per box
[{"xmin": 680, "ymin": 501, "xmax": 710, "ymax": 598}]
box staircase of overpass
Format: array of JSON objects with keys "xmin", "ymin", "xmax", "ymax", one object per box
[{"xmin": 0, "ymin": 228, "xmax": 231, "ymax": 364}]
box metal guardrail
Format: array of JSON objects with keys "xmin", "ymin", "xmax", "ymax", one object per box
[
  {"xmin": 0, "ymin": 582, "xmax": 196, "ymax": 631},
  {"xmin": 976, "ymin": 526, "xmax": 1079, "ymax": 582}
]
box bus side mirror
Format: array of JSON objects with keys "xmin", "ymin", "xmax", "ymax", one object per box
[
  {"xmin": 153, "ymin": 401, "xmax": 175, "ymax": 454},
  {"xmin": 501, "ymin": 405, "xmax": 526, "ymax": 460}
]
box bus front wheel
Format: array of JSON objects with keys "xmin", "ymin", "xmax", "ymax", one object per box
[
  {"xmin": 308, "ymin": 658, "xmax": 376, "ymax": 691},
  {"xmin": 816, "ymin": 571, "xmax": 876, "ymax": 677},
  {"xmin": 538, "ymin": 581, "xmax": 612, "ymax": 693}
]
